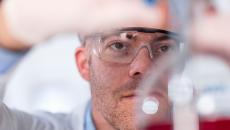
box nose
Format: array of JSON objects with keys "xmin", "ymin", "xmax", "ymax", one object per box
[{"xmin": 129, "ymin": 47, "xmax": 153, "ymax": 79}]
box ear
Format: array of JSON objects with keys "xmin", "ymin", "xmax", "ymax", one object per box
[{"xmin": 75, "ymin": 47, "xmax": 90, "ymax": 81}]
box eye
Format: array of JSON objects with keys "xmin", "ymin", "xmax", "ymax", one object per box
[
  {"xmin": 154, "ymin": 42, "xmax": 177, "ymax": 57},
  {"xmin": 110, "ymin": 41, "xmax": 127, "ymax": 51},
  {"xmin": 159, "ymin": 45, "xmax": 170, "ymax": 52}
]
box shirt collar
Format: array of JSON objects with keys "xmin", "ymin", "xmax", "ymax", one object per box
[{"xmin": 84, "ymin": 101, "xmax": 96, "ymax": 130}]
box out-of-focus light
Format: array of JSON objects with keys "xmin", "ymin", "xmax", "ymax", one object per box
[
  {"xmin": 168, "ymin": 75, "xmax": 194, "ymax": 105},
  {"xmin": 197, "ymin": 95, "xmax": 216, "ymax": 116},
  {"xmin": 33, "ymin": 86, "xmax": 75, "ymax": 113},
  {"xmin": 143, "ymin": 0, "xmax": 157, "ymax": 6},
  {"xmin": 142, "ymin": 97, "xmax": 159, "ymax": 115},
  {"xmin": 213, "ymin": 0, "xmax": 230, "ymax": 13}
]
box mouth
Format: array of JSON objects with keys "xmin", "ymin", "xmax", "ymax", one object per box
[
  {"xmin": 121, "ymin": 90, "xmax": 166, "ymax": 101},
  {"xmin": 122, "ymin": 94, "xmax": 137, "ymax": 100}
]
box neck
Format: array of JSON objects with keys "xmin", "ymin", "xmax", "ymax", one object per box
[{"xmin": 92, "ymin": 105, "xmax": 117, "ymax": 130}]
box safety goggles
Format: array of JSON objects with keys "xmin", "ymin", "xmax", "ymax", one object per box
[{"xmin": 85, "ymin": 27, "xmax": 183, "ymax": 64}]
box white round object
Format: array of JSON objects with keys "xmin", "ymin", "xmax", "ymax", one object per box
[{"xmin": 142, "ymin": 97, "xmax": 159, "ymax": 115}]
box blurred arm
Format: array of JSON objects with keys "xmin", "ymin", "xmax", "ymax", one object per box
[
  {"xmin": 0, "ymin": 102, "xmax": 71, "ymax": 130},
  {"xmin": 0, "ymin": 7, "xmax": 30, "ymax": 51},
  {"xmin": 1, "ymin": 0, "xmax": 162, "ymax": 44}
]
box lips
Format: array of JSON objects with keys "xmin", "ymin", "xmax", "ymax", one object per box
[
  {"xmin": 123, "ymin": 94, "xmax": 136, "ymax": 99},
  {"xmin": 121, "ymin": 89, "xmax": 166, "ymax": 101},
  {"xmin": 122, "ymin": 91, "xmax": 137, "ymax": 99}
]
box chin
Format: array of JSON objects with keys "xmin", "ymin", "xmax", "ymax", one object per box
[
  {"xmin": 116, "ymin": 117, "xmax": 138, "ymax": 130},
  {"xmin": 112, "ymin": 105, "xmax": 139, "ymax": 130}
]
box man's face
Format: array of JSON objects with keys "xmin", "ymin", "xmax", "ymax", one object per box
[
  {"xmin": 76, "ymin": 3, "xmax": 173, "ymax": 129},
  {"xmin": 77, "ymin": 27, "xmax": 178, "ymax": 130},
  {"xmin": 89, "ymin": 52, "xmax": 170, "ymax": 130}
]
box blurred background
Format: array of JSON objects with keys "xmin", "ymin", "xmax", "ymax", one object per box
[{"xmin": 3, "ymin": 34, "xmax": 90, "ymax": 113}]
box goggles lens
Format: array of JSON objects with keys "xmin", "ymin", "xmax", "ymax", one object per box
[{"xmin": 89, "ymin": 28, "xmax": 182, "ymax": 64}]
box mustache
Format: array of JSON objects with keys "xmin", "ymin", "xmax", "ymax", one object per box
[
  {"xmin": 114, "ymin": 79, "xmax": 141, "ymax": 98},
  {"xmin": 114, "ymin": 77, "xmax": 168, "ymax": 99}
]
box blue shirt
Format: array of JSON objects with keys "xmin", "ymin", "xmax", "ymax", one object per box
[
  {"xmin": 84, "ymin": 102, "xmax": 96, "ymax": 130},
  {"xmin": 0, "ymin": 48, "xmax": 27, "ymax": 74}
]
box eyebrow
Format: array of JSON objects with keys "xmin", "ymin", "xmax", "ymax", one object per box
[
  {"xmin": 148, "ymin": 34, "xmax": 179, "ymax": 47},
  {"xmin": 155, "ymin": 35, "xmax": 174, "ymax": 42}
]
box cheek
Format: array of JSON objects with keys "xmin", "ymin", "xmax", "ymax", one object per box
[
  {"xmin": 89, "ymin": 58, "xmax": 130, "ymax": 108},
  {"xmin": 91, "ymin": 58, "xmax": 129, "ymax": 87},
  {"xmin": 89, "ymin": 58, "xmax": 131, "ymax": 105}
]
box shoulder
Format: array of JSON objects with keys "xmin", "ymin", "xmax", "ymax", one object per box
[{"xmin": 36, "ymin": 100, "xmax": 90, "ymax": 130}]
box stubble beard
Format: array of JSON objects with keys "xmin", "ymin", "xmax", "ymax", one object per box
[{"xmin": 89, "ymin": 65, "xmax": 139, "ymax": 130}]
